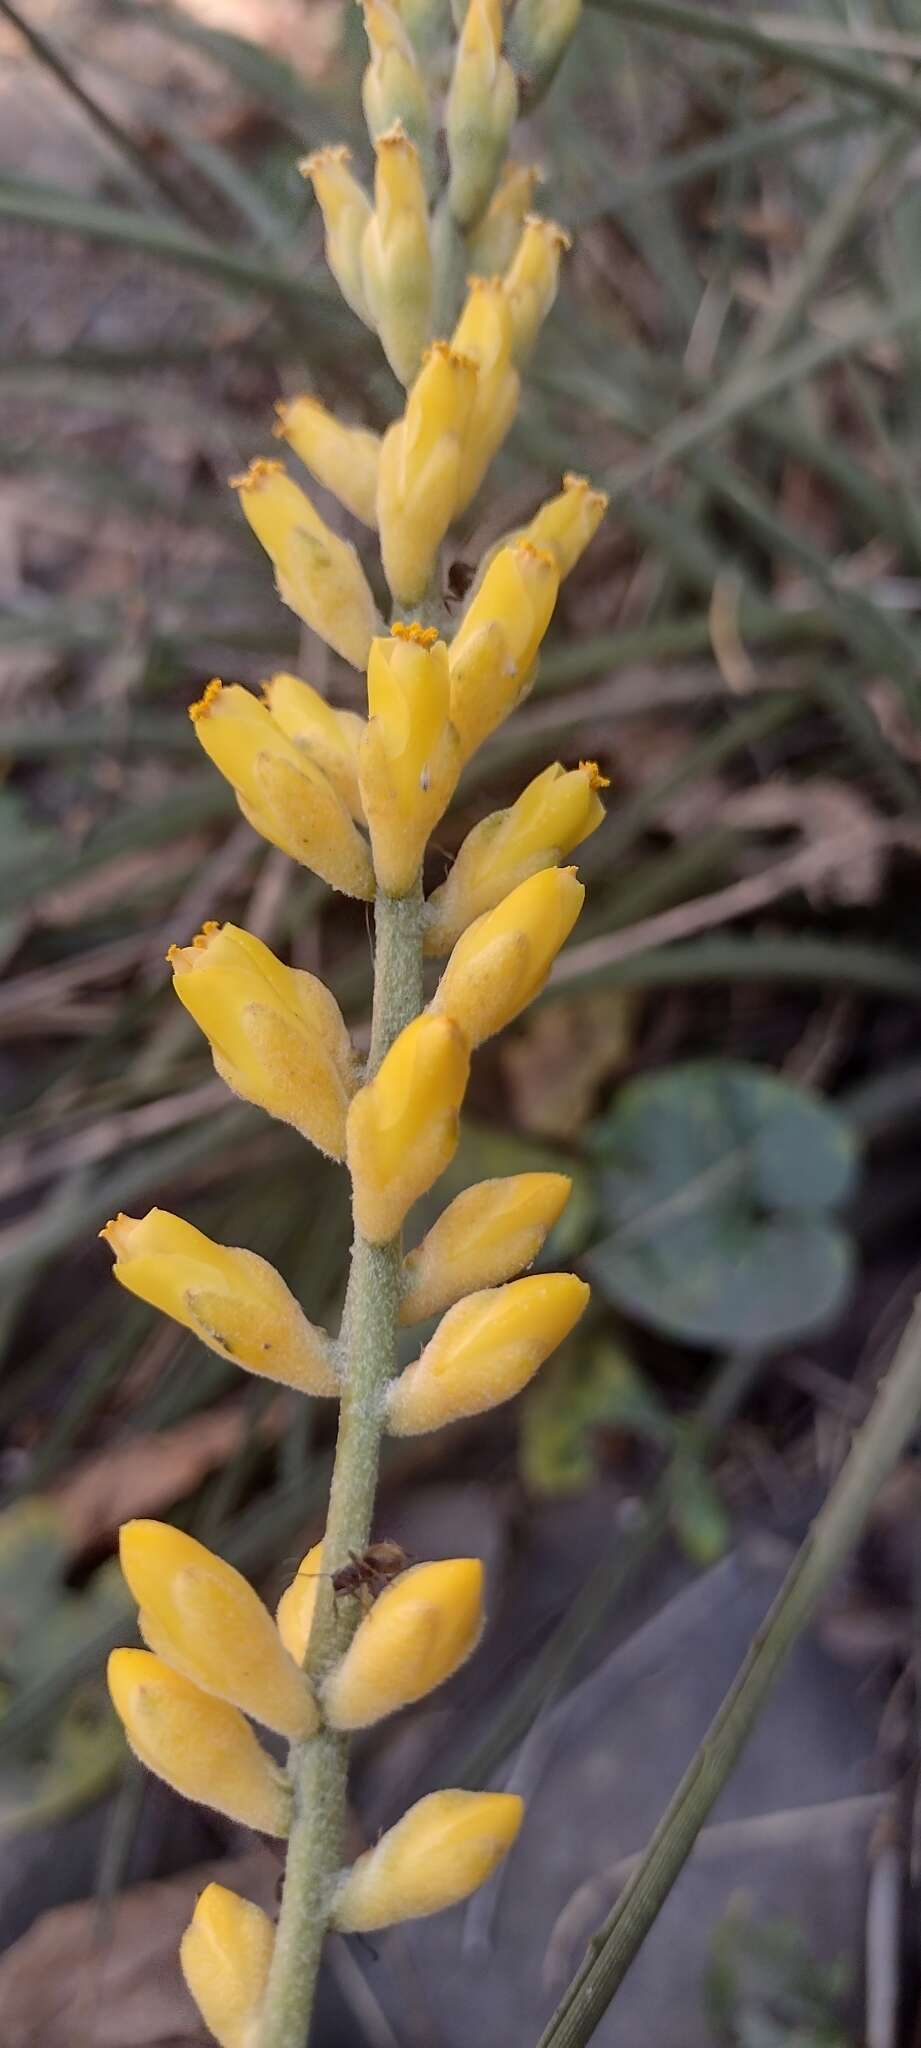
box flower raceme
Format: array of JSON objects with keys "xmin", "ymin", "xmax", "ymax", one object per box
[
  {"xmin": 359, "ymin": 624, "xmax": 460, "ymax": 895},
  {"xmin": 425, "ymin": 760, "xmax": 607, "ymax": 953},
  {"xmin": 401, "ymin": 1171, "xmax": 573, "ymax": 1322},
  {"xmin": 233, "ymin": 457, "xmax": 381, "ymax": 669},
  {"xmin": 432, "ymin": 865, "xmax": 586, "ymax": 1046},
  {"xmin": 180, "ymin": 1885, "xmax": 274, "ymax": 2048},
  {"xmin": 387, "ymin": 1271, "xmax": 590, "ymax": 1434},
  {"xmin": 347, "ymin": 1012, "xmax": 470, "ymax": 1243}
]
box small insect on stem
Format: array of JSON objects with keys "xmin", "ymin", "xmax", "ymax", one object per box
[{"xmin": 332, "ymin": 1540, "xmax": 410, "ymax": 1611}]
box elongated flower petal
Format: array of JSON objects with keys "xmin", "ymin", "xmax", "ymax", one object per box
[
  {"xmin": 180, "ymin": 1885, "xmax": 274, "ymax": 2048},
  {"xmin": 425, "ymin": 761, "xmax": 606, "ymax": 953},
  {"xmin": 401, "ymin": 1172, "xmax": 572, "ymax": 1322},
  {"xmin": 522, "ymin": 470, "xmax": 608, "ymax": 577},
  {"xmin": 467, "ymin": 160, "xmax": 541, "ymax": 276},
  {"xmin": 361, "ymin": 123, "xmax": 432, "ymax": 386},
  {"xmin": 448, "ymin": 538, "xmax": 559, "ymax": 761},
  {"xmin": 451, "ymin": 275, "xmax": 520, "ymax": 513},
  {"xmin": 190, "ymin": 680, "xmax": 373, "ymax": 899},
  {"xmin": 119, "ymin": 1522, "xmax": 318, "ymax": 1738},
  {"xmin": 361, "ymin": 0, "xmax": 435, "ymax": 191},
  {"xmin": 446, "ymin": 0, "xmax": 518, "ymax": 228},
  {"xmin": 300, "ymin": 145, "xmax": 373, "ymax": 325},
  {"xmin": 388, "ymin": 1272, "xmax": 590, "ymax": 1433},
  {"xmin": 101, "ymin": 1209, "xmax": 337, "ymax": 1396},
  {"xmin": 107, "ymin": 1650, "xmax": 291, "ymax": 1835},
  {"xmin": 274, "ymin": 397, "xmax": 380, "ymax": 528},
  {"xmin": 377, "ymin": 341, "xmax": 477, "ymax": 604},
  {"xmin": 432, "ymin": 866, "xmax": 585, "ymax": 1045},
  {"xmin": 359, "ymin": 625, "xmax": 460, "ymax": 895},
  {"xmin": 324, "ymin": 1559, "xmax": 483, "ymax": 1728},
  {"xmin": 332, "ymin": 1789, "xmax": 523, "ymax": 1929},
  {"xmin": 168, "ymin": 922, "xmax": 358, "ymax": 1159},
  {"xmin": 262, "ymin": 671, "xmax": 365, "ymax": 822},
  {"xmin": 275, "ymin": 1541, "xmax": 324, "ymax": 1665},
  {"xmin": 347, "ymin": 1013, "xmax": 470, "ymax": 1244},
  {"xmin": 502, "ymin": 214, "xmax": 571, "ymax": 363},
  {"xmin": 233, "ymin": 459, "xmax": 382, "ymax": 671}
]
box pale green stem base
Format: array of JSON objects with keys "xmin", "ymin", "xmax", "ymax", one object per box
[{"xmin": 258, "ymin": 882, "xmax": 423, "ymax": 2048}]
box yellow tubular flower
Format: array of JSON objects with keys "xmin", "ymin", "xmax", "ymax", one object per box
[
  {"xmin": 467, "ymin": 160, "xmax": 542, "ymax": 276},
  {"xmin": 273, "ymin": 397, "xmax": 380, "ymax": 528},
  {"xmin": 503, "ymin": 214, "xmax": 571, "ymax": 363},
  {"xmin": 424, "ymin": 760, "xmax": 607, "ymax": 953},
  {"xmin": 189, "ymin": 681, "xmax": 374, "ymax": 899},
  {"xmin": 361, "ymin": 123, "xmax": 433, "ymax": 388},
  {"xmin": 448, "ymin": 538, "xmax": 560, "ymax": 761},
  {"xmin": 107, "ymin": 1650, "xmax": 291, "ymax": 1835},
  {"xmin": 347, "ymin": 1013, "xmax": 470, "ymax": 1244},
  {"xmin": 332, "ymin": 1789, "xmax": 524, "ymax": 1930},
  {"xmin": 522, "ymin": 470, "xmax": 609, "ymax": 577},
  {"xmin": 168, "ymin": 922, "xmax": 358, "ymax": 1159},
  {"xmin": 299, "ymin": 145, "xmax": 373, "ymax": 325},
  {"xmin": 275, "ymin": 1541, "xmax": 324, "ymax": 1665},
  {"xmin": 119, "ymin": 1523, "xmax": 317, "ymax": 1739},
  {"xmin": 361, "ymin": 1, "xmax": 435, "ymax": 192},
  {"xmin": 431, "ymin": 866, "xmax": 585, "ymax": 1044},
  {"xmin": 233, "ymin": 458, "xmax": 382, "ymax": 671},
  {"xmin": 507, "ymin": 0, "xmax": 583, "ymax": 101},
  {"xmin": 401, "ymin": 1171, "xmax": 572, "ymax": 1322},
  {"xmin": 446, "ymin": 0, "xmax": 518, "ymax": 229},
  {"xmin": 100, "ymin": 1210, "xmax": 338, "ymax": 1397},
  {"xmin": 388, "ymin": 1272, "xmax": 590, "ymax": 1433},
  {"xmin": 262, "ymin": 672, "xmax": 365, "ymax": 823},
  {"xmin": 377, "ymin": 341, "xmax": 478, "ymax": 605},
  {"xmin": 324, "ymin": 1559, "xmax": 484, "ymax": 1728},
  {"xmin": 451, "ymin": 275, "xmax": 520, "ymax": 513},
  {"xmin": 180, "ymin": 1885, "xmax": 274, "ymax": 2048},
  {"xmin": 359, "ymin": 625, "xmax": 460, "ymax": 896}
]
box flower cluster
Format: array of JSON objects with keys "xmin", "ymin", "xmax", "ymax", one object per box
[{"xmin": 103, "ymin": 3, "xmax": 603, "ymax": 2042}]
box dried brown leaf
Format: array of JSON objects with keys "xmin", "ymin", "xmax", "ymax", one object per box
[{"xmin": 52, "ymin": 1397, "xmax": 288, "ymax": 1554}]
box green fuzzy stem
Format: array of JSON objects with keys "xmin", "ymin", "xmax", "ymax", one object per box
[{"xmin": 258, "ymin": 883, "xmax": 423, "ymax": 2048}]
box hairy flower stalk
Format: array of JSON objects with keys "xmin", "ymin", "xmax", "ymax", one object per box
[{"xmin": 102, "ymin": 5, "xmax": 599, "ymax": 2044}]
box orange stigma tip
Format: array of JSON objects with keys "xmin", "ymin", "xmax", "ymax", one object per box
[
  {"xmin": 524, "ymin": 213, "xmax": 573, "ymax": 250},
  {"xmin": 165, "ymin": 944, "xmax": 181, "ymax": 965},
  {"xmin": 562, "ymin": 470, "xmax": 608, "ymax": 506},
  {"xmin": 229, "ymin": 457, "xmax": 284, "ymax": 491},
  {"xmin": 299, "ymin": 144, "xmax": 351, "ymax": 176},
  {"xmin": 188, "ymin": 678, "xmax": 223, "ymax": 723},
  {"xmin": 516, "ymin": 539, "xmax": 556, "ymax": 569},
  {"xmin": 378, "ymin": 119, "xmax": 412, "ymax": 148},
  {"xmin": 423, "ymin": 341, "xmax": 477, "ymax": 373},
  {"xmin": 391, "ymin": 621, "xmax": 439, "ymax": 647},
  {"xmin": 579, "ymin": 760, "xmax": 611, "ymax": 791}
]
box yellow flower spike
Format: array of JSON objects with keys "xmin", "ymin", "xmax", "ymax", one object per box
[
  {"xmin": 233, "ymin": 458, "xmax": 382, "ymax": 671},
  {"xmin": 451, "ymin": 274, "xmax": 521, "ymax": 513},
  {"xmin": 377, "ymin": 341, "xmax": 478, "ymax": 604},
  {"xmin": 507, "ymin": 0, "xmax": 583, "ymax": 102},
  {"xmin": 273, "ymin": 397, "xmax": 380, "ymax": 529},
  {"xmin": 467, "ymin": 159, "xmax": 542, "ymax": 276},
  {"xmin": 299, "ymin": 144, "xmax": 373, "ymax": 325},
  {"xmin": 522, "ymin": 470, "xmax": 609, "ymax": 577},
  {"xmin": 275, "ymin": 1541, "xmax": 324, "ymax": 1665},
  {"xmin": 361, "ymin": 122, "xmax": 433, "ymax": 388},
  {"xmin": 107, "ymin": 1650, "xmax": 292, "ymax": 1836},
  {"xmin": 189, "ymin": 680, "xmax": 374, "ymax": 899},
  {"xmin": 446, "ymin": 0, "xmax": 518, "ymax": 229},
  {"xmin": 324, "ymin": 1558, "xmax": 484, "ymax": 1729},
  {"xmin": 119, "ymin": 1522, "xmax": 318, "ymax": 1739},
  {"xmin": 448, "ymin": 538, "xmax": 560, "ymax": 762},
  {"xmin": 431, "ymin": 866, "xmax": 585, "ymax": 1046},
  {"xmin": 332, "ymin": 1789, "xmax": 524, "ymax": 1930},
  {"xmin": 262, "ymin": 671, "xmax": 365, "ymax": 823},
  {"xmin": 100, "ymin": 1209, "xmax": 338, "ymax": 1397},
  {"xmin": 503, "ymin": 213, "xmax": 572, "ymax": 364},
  {"xmin": 168, "ymin": 921, "xmax": 359, "ymax": 1159},
  {"xmin": 388, "ymin": 1271, "xmax": 590, "ymax": 1433},
  {"xmin": 359, "ymin": 625, "xmax": 461, "ymax": 896},
  {"xmin": 400, "ymin": 1171, "xmax": 572, "ymax": 1322},
  {"xmin": 361, "ymin": 0, "xmax": 435, "ymax": 192},
  {"xmin": 180, "ymin": 1884, "xmax": 274, "ymax": 2048},
  {"xmin": 347, "ymin": 1012, "xmax": 470, "ymax": 1244},
  {"xmin": 424, "ymin": 760, "xmax": 606, "ymax": 953}
]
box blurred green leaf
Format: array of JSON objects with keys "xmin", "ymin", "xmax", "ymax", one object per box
[
  {"xmin": 521, "ymin": 1336, "xmax": 669, "ymax": 1497},
  {"xmin": 667, "ymin": 1450, "xmax": 731, "ymax": 1567},
  {"xmin": 706, "ymin": 1907, "xmax": 855, "ymax": 2048}
]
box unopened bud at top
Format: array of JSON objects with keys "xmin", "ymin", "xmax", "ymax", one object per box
[
  {"xmin": 274, "ymin": 396, "xmax": 380, "ymax": 529},
  {"xmin": 107, "ymin": 1649, "xmax": 291, "ymax": 1835},
  {"xmin": 503, "ymin": 214, "xmax": 571, "ymax": 363},
  {"xmin": 448, "ymin": 539, "xmax": 559, "ymax": 761},
  {"xmin": 233, "ymin": 458, "xmax": 382, "ymax": 671},
  {"xmin": 332, "ymin": 1789, "xmax": 523, "ymax": 1929},
  {"xmin": 446, "ymin": 0, "xmax": 518, "ymax": 228},
  {"xmin": 359, "ymin": 625, "xmax": 460, "ymax": 895},
  {"xmin": 388, "ymin": 1270, "xmax": 590, "ymax": 1433},
  {"xmin": 377, "ymin": 342, "xmax": 478, "ymax": 604},
  {"xmin": 401, "ymin": 1172, "xmax": 572, "ymax": 1322},
  {"xmin": 522, "ymin": 471, "xmax": 608, "ymax": 577},
  {"xmin": 180, "ymin": 1884, "xmax": 274, "ymax": 2048},
  {"xmin": 324, "ymin": 1558, "xmax": 484, "ymax": 1727},
  {"xmin": 424, "ymin": 760, "xmax": 606, "ymax": 952},
  {"xmin": 467, "ymin": 160, "xmax": 542, "ymax": 276},
  {"xmin": 300, "ymin": 145, "xmax": 373, "ymax": 325},
  {"xmin": 347, "ymin": 1012, "xmax": 470, "ymax": 1243},
  {"xmin": 262, "ymin": 671, "xmax": 365, "ymax": 822},
  {"xmin": 432, "ymin": 865, "xmax": 585, "ymax": 1044},
  {"xmin": 361, "ymin": 1, "xmax": 435, "ymax": 192},
  {"xmin": 451, "ymin": 275, "xmax": 520, "ymax": 513},
  {"xmin": 361, "ymin": 123, "xmax": 433, "ymax": 387}
]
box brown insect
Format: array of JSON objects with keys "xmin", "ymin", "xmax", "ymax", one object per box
[
  {"xmin": 445, "ymin": 557, "xmax": 475, "ymax": 607},
  {"xmin": 331, "ymin": 1540, "xmax": 410, "ymax": 1610}
]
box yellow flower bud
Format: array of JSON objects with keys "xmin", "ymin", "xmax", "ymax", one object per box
[
  {"xmin": 507, "ymin": 0, "xmax": 583, "ymax": 102},
  {"xmin": 100, "ymin": 1209, "xmax": 338, "ymax": 1397},
  {"xmin": 522, "ymin": 470, "xmax": 609, "ymax": 577},
  {"xmin": 273, "ymin": 396, "xmax": 380, "ymax": 529},
  {"xmin": 431, "ymin": 866, "xmax": 585, "ymax": 1044},
  {"xmin": 118, "ymin": 1522, "xmax": 317, "ymax": 1739},
  {"xmin": 388, "ymin": 1271, "xmax": 590, "ymax": 1433},
  {"xmin": 361, "ymin": 1, "xmax": 435, "ymax": 192},
  {"xmin": 347, "ymin": 1013, "xmax": 470, "ymax": 1244},
  {"xmin": 189, "ymin": 681, "xmax": 374, "ymax": 899},
  {"xmin": 262, "ymin": 671, "xmax": 365, "ymax": 823},
  {"xmin": 503, "ymin": 214, "xmax": 571, "ymax": 364},
  {"xmin": 275, "ymin": 1541, "xmax": 324, "ymax": 1665},
  {"xmin": 332, "ymin": 1789, "xmax": 523, "ymax": 1930},
  {"xmin": 401, "ymin": 1172, "xmax": 572, "ymax": 1322},
  {"xmin": 361, "ymin": 123, "xmax": 433, "ymax": 388},
  {"xmin": 299, "ymin": 145, "xmax": 373, "ymax": 325},
  {"xmin": 467, "ymin": 160, "xmax": 542, "ymax": 277},
  {"xmin": 377, "ymin": 341, "xmax": 478, "ymax": 605},
  {"xmin": 168, "ymin": 921, "xmax": 358, "ymax": 1159},
  {"xmin": 424, "ymin": 761, "xmax": 606, "ymax": 952},
  {"xmin": 451, "ymin": 275, "xmax": 520, "ymax": 513},
  {"xmin": 324, "ymin": 1558, "xmax": 483, "ymax": 1728},
  {"xmin": 393, "ymin": 0, "xmax": 452, "ymax": 58},
  {"xmin": 107, "ymin": 1649, "xmax": 291, "ymax": 1835},
  {"xmin": 448, "ymin": 539, "xmax": 559, "ymax": 761},
  {"xmin": 446, "ymin": 0, "xmax": 518, "ymax": 228},
  {"xmin": 180, "ymin": 1884, "xmax": 274, "ymax": 2048},
  {"xmin": 359, "ymin": 625, "xmax": 460, "ymax": 896},
  {"xmin": 233, "ymin": 458, "xmax": 382, "ymax": 671}
]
